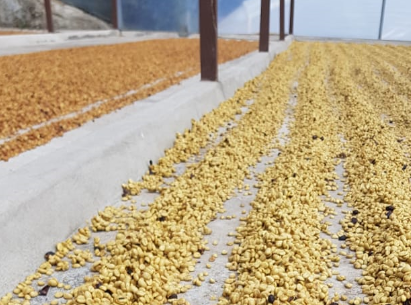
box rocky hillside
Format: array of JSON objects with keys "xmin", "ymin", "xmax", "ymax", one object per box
[{"xmin": 0, "ymin": 0, "xmax": 110, "ymax": 30}]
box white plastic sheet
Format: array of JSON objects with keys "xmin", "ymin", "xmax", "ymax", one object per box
[
  {"xmin": 293, "ymin": 0, "xmax": 381, "ymax": 39},
  {"xmin": 218, "ymin": 0, "xmax": 411, "ymax": 41},
  {"xmin": 60, "ymin": 0, "xmax": 411, "ymax": 41},
  {"xmin": 383, "ymin": 0, "xmax": 411, "ymax": 41},
  {"xmin": 219, "ymin": 0, "xmax": 289, "ymax": 34}
]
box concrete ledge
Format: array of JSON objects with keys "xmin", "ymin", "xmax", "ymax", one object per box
[
  {"xmin": 0, "ymin": 37, "xmax": 293, "ymax": 295},
  {"xmin": 0, "ymin": 30, "xmax": 119, "ymax": 49}
]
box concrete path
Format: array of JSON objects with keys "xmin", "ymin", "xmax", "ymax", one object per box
[
  {"xmin": 0, "ymin": 31, "xmax": 186, "ymax": 56},
  {"xmin": 0, "ymin": 30, "xmax": 283, "ymax": 57}
]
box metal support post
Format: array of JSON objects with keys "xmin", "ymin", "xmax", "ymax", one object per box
[
  {"xmin": 44, "ymin": 0, "xmax": 54, "ymax": 33},
  {"xmin": 289, "ymin": 0, "xmax": 294, "ymax": 35},
  {"xmin": 279, "ymin": 0, "xmax": 285, "ymax": 40},
  {"xmin": 378, "ymin": 0, "xmax": 386, "ymax": 40},
  {"xmin": 112, "ymin": 0, "xmax": 118, "ymax": 29},
  {"xmin": 259, "ymin": 0, "xmax": 270, "ymax": 52},
  {"xmin": 199, "ymin": 0, "xmax": 218, "ymax": 81}
]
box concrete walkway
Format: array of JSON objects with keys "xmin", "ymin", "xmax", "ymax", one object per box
[
  {"xmin": 0, "ymin": 30, "xmax": 184, "ymax": 56},
  {"xmin": 0, "ymin": 30, "xmax": 281, "ymax": 57}
]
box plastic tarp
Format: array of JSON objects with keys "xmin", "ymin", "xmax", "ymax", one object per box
[
  {"xmin": 60, "ymin": 0, "xmax": 411, "ymax": 41},
  {"xmin": 382, "ymin": 0, "xmax": 411, "ymax": 41},
  {"xmin": 219, "ymin": 0, "xmax": 289, "ymax": 35},
  {"xmin": 289, "ymin": 0, "xmax": 381, "ymax": 39},
  {"xmin": 219, "ymin": 0, "xmax": 411, "ymax": 41},
  {"xmin": 60, "ymin": 0, "xmax": 112, "ymax": 22},
  {"xmin": 120, "ymin": 0, "xmax": 187, "ymax": 32}
]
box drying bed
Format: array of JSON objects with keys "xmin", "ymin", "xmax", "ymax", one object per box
[
  {"xmin": 2, "ymin": 41, "xmax": 411, "ymax": 305},
  {"xmin": 0, "ymin": 31, "xmax": 36, "ymax": 36},
  {"xmin": 0, "ymin": 38, "xmax": 257, "ymax": 161}
]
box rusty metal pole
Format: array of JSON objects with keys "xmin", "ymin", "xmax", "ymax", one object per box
[
  {"xmin": 112, "ymin": 0, "xmax": 118, "ymax": 29},
  {"xmin": 279, "ymin": 0, "xmax": 285, "ymax": 40},
  {"xmin": 199, "ymin": 0, "xmax": 218, "ymax": 81},
  {"xmin": 259, "ymin": 0, "xmax": 270, "ymax": 52},
  {"xmin": 44, "ymin": 0, "xmax": 54, "ymax": 33},
  {"xmin": 289, "ymin": 0, "xmax": 294, "ymax": 35}
]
